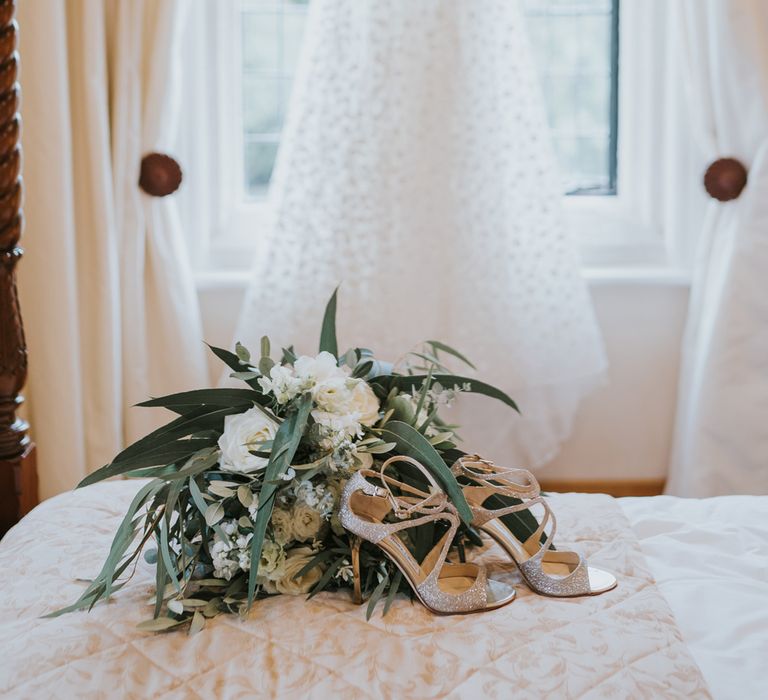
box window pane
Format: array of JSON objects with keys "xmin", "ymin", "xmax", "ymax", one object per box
[
  {"xmin": 524, "ymin": 0, "xmax": 619, "ymax": 195},
  {"xmin": 241, "ymin": 0, "xmax": 619, "ymax": 197},
  {"xmin": 244, "ymin": 140, "xmax": 280, "ymax": 191},
  {"xmin": 241, "ymin": 12, "xmax": 280, "ymax": 73},
  {"xmin": 242, "ymin": 75, "xmax": 282, "ymax": 133},
  {"xmin": 241, "ymin": 0, "xmax": 310, "ymax": 197},
  {"xmin": 282, "ymin": 10, "xmax": 308, "ymax": 73}
]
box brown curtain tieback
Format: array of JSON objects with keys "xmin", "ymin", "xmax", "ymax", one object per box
[
  {"xmin": 704, "ymin": 157, "xmax": 748, "ymax": 202},
  {"xmin": 139, "ymin": 152, "xmax": 182, "ymax": 197}
]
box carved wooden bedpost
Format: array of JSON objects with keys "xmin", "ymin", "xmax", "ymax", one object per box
[{"xmin": 0, "ymin": 0, "xmax": 37, "ymax": 538}]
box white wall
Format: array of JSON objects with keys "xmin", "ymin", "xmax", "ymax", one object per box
[
  {"xmin": 543, "ymin": 278, "xmax": 688, "ymax": 482},
  {"xmin": 198, "ymin": 276, "xmax": 689, "ymax": 482}
]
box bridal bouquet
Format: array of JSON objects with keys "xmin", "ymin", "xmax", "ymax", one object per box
[{"xmin": 54, "ymin": 291, "xmax": 527, "ymax": 632}]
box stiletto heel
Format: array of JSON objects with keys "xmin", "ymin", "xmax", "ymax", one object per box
[
  {"xmin": 339, "ymin": 455, "xmax": 516, "ymax": 615},
  {"xmin": 452, "ymin": 455, "xmax": 617, "ymax": 597},
  {"xmin": 350, "ymin": 535, "xmax": 363, "ymax": 605}
]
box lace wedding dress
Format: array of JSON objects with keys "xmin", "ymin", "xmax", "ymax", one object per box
[{"xmin": 233, "ymin": 0, "xmax": 606, "ymax": 467}]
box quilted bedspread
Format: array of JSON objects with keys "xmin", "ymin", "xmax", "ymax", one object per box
[{"xmin": 0, "ymin": 481, "xmax": 711, "ymax": 699}]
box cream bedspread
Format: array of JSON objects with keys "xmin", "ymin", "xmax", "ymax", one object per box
[{"xmin": 0, "ymin": 482, "xmax": 711, "ymax": 699}]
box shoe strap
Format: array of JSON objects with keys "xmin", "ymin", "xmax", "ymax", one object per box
[
  {"xmin": 522, "ymin": 496, "xmax": 557, "ymax": 556},
  {"xmin": 451, "ymin": 454, "xmax": 540, "ymax": 499}
]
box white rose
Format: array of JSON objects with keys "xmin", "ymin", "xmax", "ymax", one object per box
[
  {"xmin": 291, "ymin": 504, "xmax": 324, "ymax": 542},
  {"xmin": 270, "ymin": 507, "xmax": 294, "ymax": 546},
  {"xmin": 312, "ymin": 376, "xmax": 353, "ymax": 414},
  {"xmin": 218, "ymin": 407, "xmax": 279, "ymax": 473},
  {"xmin": 348, "ymin": 379, "xmax": 380, "ymax": 426},
  {"xmin": 274, "ymin": 546, "xmax": 324, "ymax": 595},
  {"xmin": 313, "ymin": 377, "xmax": 379, "ymax": 424}
]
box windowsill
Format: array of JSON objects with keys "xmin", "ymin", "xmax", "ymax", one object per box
[
  {"xmin": 581, "ymin": 266, "xmax": 691, "ymax": 286},
  {"xmin": 196, "ymin": 198, "xmax": 693, "ymax": 291},
  {"xmin": 195, "ymin": 263, "xmax": 692, "ymax": 292}
]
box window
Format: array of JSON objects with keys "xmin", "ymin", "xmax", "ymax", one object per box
[
  {"xmin": 524, "ymin": 0, "xmax": 619, "ymax": 195},
  {"xmin": 241, "ymin": 0, "xmax": 309, "ymax": 196},
  {"xmin": 210, "ymin": 0, "xmax": 670, "ymax": 271},
  {"xmin": 240, "ymin": 0, "xmax": 619, "ymax": 199}
]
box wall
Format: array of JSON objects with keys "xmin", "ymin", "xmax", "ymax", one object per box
[{"xmin": 198, "ymin": 275, "xmax": 690, "ymax": 484}]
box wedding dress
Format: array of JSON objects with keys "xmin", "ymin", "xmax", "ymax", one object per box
[{"xmin": 233, "ymin": 0, "xmax": 606, "ymax": 467}]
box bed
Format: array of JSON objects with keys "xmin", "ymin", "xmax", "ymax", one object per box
[
  {"xmin": 1, "ymin": 482, "xmax": 765, "ymax": 699},
  {"xmin": 621, "ymin": 495, "xmax": 768, "ymax": 700},
  {"xmin": 0, "ymin": 3, "xmax": 766, "ymax": 698}
]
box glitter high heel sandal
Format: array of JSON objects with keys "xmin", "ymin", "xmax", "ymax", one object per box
[
  {"xmin": 451, "ymin": 455, "xmax": 617, "ymax": 597},
  {"xmin": 340, "ymin": 455, "xmax": 516, "ymax": 615}
]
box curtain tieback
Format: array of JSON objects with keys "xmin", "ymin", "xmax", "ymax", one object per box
[
  {"xmin": 703, "ymin": 157, "xmax": 748, "ymax": 202},
  {"xmin": 139, "ymin": 152, "xmax": 182, "ymax": 197}
]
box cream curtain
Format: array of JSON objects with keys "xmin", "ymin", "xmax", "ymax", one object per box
[
  {"xmin": 17, "ymin": 0, "xmax": 207, "ymax": 499},
  {"xmin": 666, "ymin": 0, "xmax": 768, "ymax": 496}
]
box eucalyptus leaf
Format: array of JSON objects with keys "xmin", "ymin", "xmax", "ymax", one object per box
[
  {"xmin": 207, "ymin": 344, "xmax": 261, "ymax": 390},
  {"xmin": 78, "ymin": 438, "xmax": 215, "ymax": 487},
  {"xmin": 208, "ymin": 482, "xmax": 235, "ymax": 499},
  {"xmin": 258, "ymin": 357, "xmax": 275, "ymax": 375},
  {"xmin": 202, "ymin": 599, "xmax": 222, "ymax": 618},
  {"xmin": 204, "ymin": 502, "xmax": 225, "ymax": 527},
  {"xmin": 189, "ymin": 610, "xmax": 206, "ymax": 635},
  {"xmin": 426, "ymin": 340, "xmax": 477, "ymax": 370},
  {"xmin": 189, "ymin": 476, "xmax": 229, "ymax": 542},
  {"xmin": 383, "ymin": 570, "xmax": 403, "ymax": 615},
  {"xmin": 366, "ymin": 572, "xmax": 389, "ymax": 620},
  {"xmin": 235, "ymin": 342, "xmax": 252, "ymax": 363},
  {"xmin": 364, "ymin": 441, "xmax": 397, "ymax": 455},
  {"xmin": 137, "ymin": 388, "xmax": 263, "ymax": 414},
  {"xmin": 281, "ymin": 346, "xmax": 297, "ymax": 364},
  {"xmin": 428, "ymin": 431, "xmax": 454, "ymax": 445},
  {"xmin": 167, "ymin": 599, "xmax": 184, "ymax": 615},
  {"xmin": 80, "ymin": 407, "xmax": 242, "ymax": 488},
  {"xmin": 180, "ymin": 598, "xmax": 208, "ymax": 607},
  {"xmin": 237, "ymin": 484, "xmax": 254, "ymax": 508},
  {"xmin": 137, "ymin": 617, "xmax": 185, "ymax": 632},
  {"xmin": 407, "ymin": 352, "xmax": 450, "ymax": 372},
  {"xmin": 306, "ymin": 557, "xmax": 344, "ymax": 598},
  {"xmin": 318, "ymin": 287, "xmax": 339, "ymax": 357},
  {"xmin": 260, "ymin": 336, "xmax": 271, "ymax": 359},
  {"xmin": 230, "ymin": 371, "xmax": 261, "ymax": 381},
  {"xmin": 159, "ymin": 516, "xmax": 181, "ymax": 593},
  {"xmin": 372, "ymin": 374, "xmax": 519, "ymax": 413},
  {"xmin": 352, "ymin": 359, "xmax": 375, "ymax": 379}
]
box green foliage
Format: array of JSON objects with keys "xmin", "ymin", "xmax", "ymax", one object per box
[
  {"xmin": 247, "ymin": 393, "xmax": 313, "ymax": 607},
  {"xmin": 137, "ymin": 388, "xmax": 265, "ymax": 415},
  {"xmin": 56, "ymin": 287, "xmax": 527, "ymax": 630},
  {"xmin": 425, "ymin": 340, "xmax": 477, "ymax": 370},
  {"xmin": 318, "ymin": 287, "xmax": 339, "ymax": 356},
  {"xmin": 206, "ymin": 343, "xmax": 261, "ymax": 390},
  {"xmin": 372, "ymin": 373, "xmax": 520, "ymax": 413}
]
